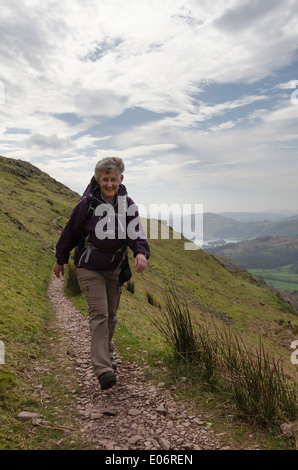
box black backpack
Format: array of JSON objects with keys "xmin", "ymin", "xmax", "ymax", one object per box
[{"xmin": 76, "ymin": 177, "xmax": 132, "ymax": 285}]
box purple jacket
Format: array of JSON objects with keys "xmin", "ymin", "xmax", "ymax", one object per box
[{"xmin": 55, "ymin": 181, "xmax": 150, "ymax": 271}]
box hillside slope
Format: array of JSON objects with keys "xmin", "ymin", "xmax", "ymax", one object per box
[
  {"xmin": 205, "ymin": 236, "xmax": 298, "ymax": 270},
  {"xmin": 0, "ymin": 156, "xmax": 80, "ymax": 449},
  {"xmin": 0, "ymin": 155, "xmax": 297, "ymax": 449}
]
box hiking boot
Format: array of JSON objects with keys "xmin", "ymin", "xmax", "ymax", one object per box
[{"xmin": 98, "ymin": 371, "xmax": 116, "ymax": 390}]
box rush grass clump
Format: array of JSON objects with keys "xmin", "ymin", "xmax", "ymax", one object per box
[
  {"xmin": 153, "ymin": 285, "xmax": 297, "ymax": 426},
  {"xmin": 151, "ymin": 285, "xmax": 198, "ymax": 364}
]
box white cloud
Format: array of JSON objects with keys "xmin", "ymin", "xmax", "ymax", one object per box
[
  {"xmin": 74, "ymin": 89, "xmax": 128, "ymax": 118},
  {"xmin": 262, "ymin": 103, "xmax": 298, "ymax": 122},
  {"xmin": 210, "ymin": 121, "xmax": 236, "ymax": 132},
  {"xmin": 214, "ymin": 0, "xmax": 282, "ymax": 32},
  {"xmin": 0, "ymin": 0, "xmax": 297, "ymax": 212},
  {"xmin": 274, "ymin": 80, "xmax": 298, "ymax": 90},
  {"xmin": 25, "ymin": 133, "xmax": 73, "ymax": 151}
]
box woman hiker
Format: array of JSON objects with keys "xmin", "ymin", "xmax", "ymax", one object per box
[{"xmin": 53, "ymin": 157, "xmax": 150, "ymax": 390}]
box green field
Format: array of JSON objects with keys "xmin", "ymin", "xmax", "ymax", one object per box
[{"xmin": 247, "ymin": 265, "xmax": 298, "ymax": 293}]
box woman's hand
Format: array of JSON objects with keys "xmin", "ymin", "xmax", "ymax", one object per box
[
  {"xmin": 134, "ymin": 254, "xmax": 147, "ymax": 273},
  {"xmin": 54, "ymin": 262, "xmax": 64, "ymax": 278}
]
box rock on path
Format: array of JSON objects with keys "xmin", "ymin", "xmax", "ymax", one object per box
[{"xmin": 47, "ymin": 273, "xmax": 221, "ymax": 451}]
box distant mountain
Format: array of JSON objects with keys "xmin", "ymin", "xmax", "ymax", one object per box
[
  {"xmin": 218, "ymin": 211, "xmax": 298, "ymax": 223},
  {"xmin": 175, "ymin": 212, "xmax": 298, "ymax": 243},
  {"xmin": 264, "ymin": 218, "xmax": 298, "ymax": 238}
]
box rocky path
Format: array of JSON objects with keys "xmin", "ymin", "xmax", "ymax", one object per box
[{"xmin": 47, "ymin": 273, "xmax": 223, "ymax": 451}]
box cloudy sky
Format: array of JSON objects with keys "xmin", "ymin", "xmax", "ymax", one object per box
[{"xmin": 1, "ymin": 0, "xmax": 298, "ymax": 216}]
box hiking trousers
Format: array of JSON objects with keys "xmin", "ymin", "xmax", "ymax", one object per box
[{"xmin": 76, "ymin": 267, "xmax": 122, "ymax": 378}]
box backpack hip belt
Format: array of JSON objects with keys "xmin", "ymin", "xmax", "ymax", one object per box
[{"xmin": 77, "ymin": 241, "xmax": 126, "ymax": 267}]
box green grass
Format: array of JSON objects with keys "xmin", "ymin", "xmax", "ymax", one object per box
[
  {"xmin": 150, "ymin": 285, "xmax": 297, "ymax": 424},
  {"xmin": 0, "ymin": 157, "xmax": 90, "ymax": 449}
]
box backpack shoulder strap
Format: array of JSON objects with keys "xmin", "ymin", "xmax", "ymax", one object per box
[{"xmin": 75, "ymin": 195, "xmax": 98, "ymax": 250}]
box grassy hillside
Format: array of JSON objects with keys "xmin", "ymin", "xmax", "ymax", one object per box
[
  {"xmin": 206, "ymin": 236, "xmax": 298, "ymax": 268},
  {"xmin": 0, "ymin": 155, "xmax": 297, "ymax": 449},
  {"xmin": 0, "ymin": 156, "xmax": 83, "ymax": 449}
]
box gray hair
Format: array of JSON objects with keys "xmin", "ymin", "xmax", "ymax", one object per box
[{"xmin": 94, "ymin": 157, "xmax": 125, "ymax": 182}]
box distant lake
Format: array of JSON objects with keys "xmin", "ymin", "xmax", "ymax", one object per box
[{"xmin": 191, "ymin": 238, "xmax": 240, "ymax": 248}]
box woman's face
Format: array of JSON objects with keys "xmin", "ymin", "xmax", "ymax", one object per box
[{"xmin": 99, "ymin": 170, "xmax": 123, "ymax": 202}]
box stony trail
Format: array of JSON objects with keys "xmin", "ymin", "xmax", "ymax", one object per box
[{"xmin": 47, "ymin": 273, "xmax": 225, "ymax": 451}]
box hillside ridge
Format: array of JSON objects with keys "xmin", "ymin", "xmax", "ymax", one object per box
[
  {"xmin": 181, "ymin": 212, "xmax": 298, "ymax": 241},
  {"xmin": 0, "ymin": 155, "xmax": 73, "ymax": 191}
]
